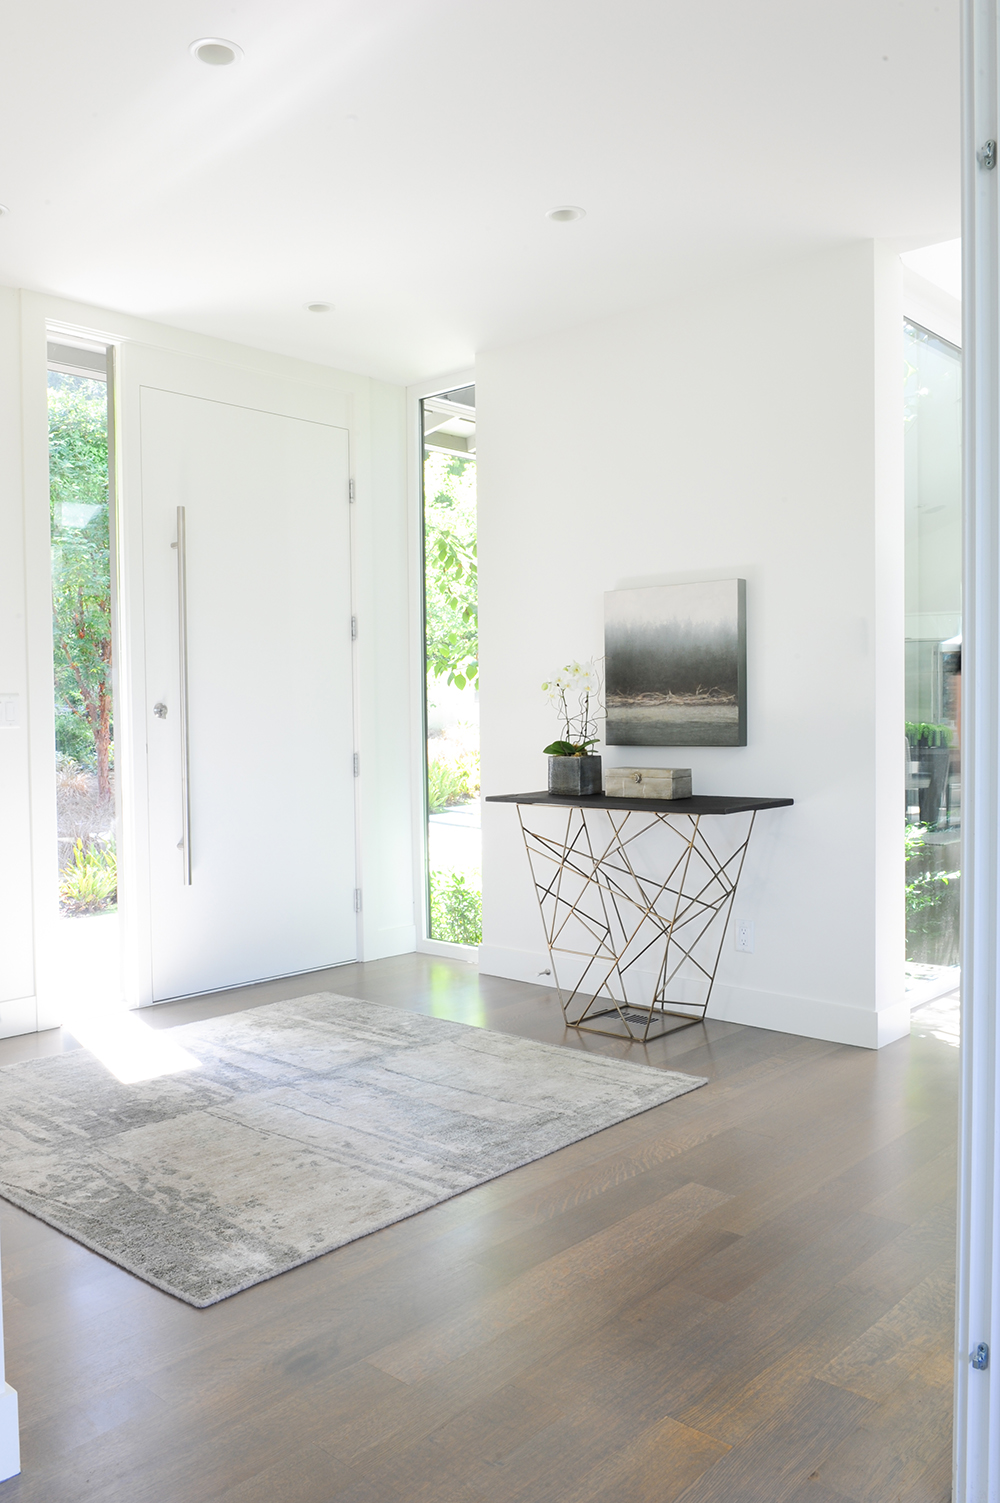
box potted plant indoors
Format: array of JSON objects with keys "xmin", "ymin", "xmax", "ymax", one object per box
[
  {"xmin": 906, "ymin": 721, "xmax": 954, "ymax": 828},
  {"xmin": 541, "ymin": 659, "xmax": 604, "ymax": 795}
]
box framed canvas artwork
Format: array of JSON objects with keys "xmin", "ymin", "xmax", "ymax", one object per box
[{"xmin": 604, "ymin": 579, "xmax": 747, "ymax": 746}]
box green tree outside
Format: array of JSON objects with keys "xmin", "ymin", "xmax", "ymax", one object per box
[
  {"xmin": 423, "ymin": 447, "xmax": 481, "ymax": 945},
  {"xmin": 48, "ymin": 373, "xmax": 113, "ymax": 797},
  {"xmin": 424, "ymin": 451, "xmax": 477, "ymax": 691}
]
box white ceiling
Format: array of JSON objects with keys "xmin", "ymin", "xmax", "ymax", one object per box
[{"xmin": 0, "ymin": 0, "xmax": 960, "ymax": 383}]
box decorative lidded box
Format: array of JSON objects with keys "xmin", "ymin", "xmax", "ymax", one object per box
[{"xmin": 603, "ymin": 766, "xmax": 693, "ymax": 800}]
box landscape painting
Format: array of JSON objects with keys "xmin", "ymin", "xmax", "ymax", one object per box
[{"xmin": 604, "ymin": 580, "xmax": 747, "ymax": 746}]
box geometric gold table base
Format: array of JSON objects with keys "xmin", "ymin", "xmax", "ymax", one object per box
[{"xmin": 517, "ymin": 804, "xmax": 758, "ymax": 1043}]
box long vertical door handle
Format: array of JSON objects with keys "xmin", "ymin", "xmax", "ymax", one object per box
[{"xmin": 174, "ymin": 505, "xmax": 192, "ymax": 883}]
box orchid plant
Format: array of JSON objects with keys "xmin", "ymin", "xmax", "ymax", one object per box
[{"xmin": 541, "ymin": 659, "xmax": 604, "ymax": 756}]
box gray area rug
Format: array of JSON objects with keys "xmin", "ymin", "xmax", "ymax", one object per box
[{"xmin": 0, "ymin": 993, "xmax": 706, "ymax": 1306}]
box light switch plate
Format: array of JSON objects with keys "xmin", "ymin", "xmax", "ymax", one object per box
[{"xmin": 0, "ymin": 695, "xmax": 19, "ymax": 728}]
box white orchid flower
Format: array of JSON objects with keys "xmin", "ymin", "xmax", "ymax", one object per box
[{"xmin": 540, "ymin": 656, "xmax": 605, "ymax": 753}]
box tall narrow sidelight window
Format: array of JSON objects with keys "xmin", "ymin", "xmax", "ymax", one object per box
[
  {"xmin": 903, "ymin": 319, "xmax": 961, "ymax": 986},
  {"xmin": 421, "ymin": 388, "xmax": 480, "ymax": 946},
  {"xmin": 47, "ymin": 342, "xmax": 117, "ymax": 922}
]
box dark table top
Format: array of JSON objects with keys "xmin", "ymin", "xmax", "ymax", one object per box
[{"xmin": 485, "ymin": 791, "xmax": 794, "ymax": 815}]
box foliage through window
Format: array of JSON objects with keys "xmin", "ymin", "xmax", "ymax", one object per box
[
  {"xmin": 903, "ymin": 320, "xmax": 961, "ymax": 972},
  {"xmin": 48, "ymin": 369, "xmax": 117, "ymax": 916},
  {"xmin": 422, "ymin": 396, "xmax": 480, "ymax": 945},
  {"xmin": 424, "ymin": 452, "xmax": 478, "ymax": 691}
]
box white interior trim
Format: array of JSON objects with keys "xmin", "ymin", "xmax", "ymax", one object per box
[{"xmin": 955, "ymin": 0, "xmax": 999, "ymax": 1493}]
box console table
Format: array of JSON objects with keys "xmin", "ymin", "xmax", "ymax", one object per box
[{"xmin": 486, "ymin": 791, "xmax": 793, "ymax": 1043}]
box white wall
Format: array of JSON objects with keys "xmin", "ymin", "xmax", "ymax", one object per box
[
  {"xmin": 477, "ymin": 241, "xmax": 906, "ymax": 1049},
  {"xmin": 0, "ymin": 289, "xmax": 36, "ymax": 1038},
  {"xmin": 0, "ymin": 290, "xmax": 414, "ymax": 1029},
  {"xmin": 354, "ymin": 374, "xmax": 416, "ymax": 958}
]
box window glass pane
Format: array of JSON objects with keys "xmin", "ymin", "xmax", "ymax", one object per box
[
  {"xmin": 422, "ymin": 393, "xmax": 480, "ymax": 945},
  {"xmin": 904, "ymin": 320, "xmax": 961, "ymax": 974},
  {"xmin": 48, "ymin": 369, "xmax": 117, "ymax": 918}
]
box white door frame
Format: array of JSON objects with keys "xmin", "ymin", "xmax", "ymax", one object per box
[
  {"xmin": 957, "ymin": 0, "xmax": 1000, "ymax": 1494},
  {"xmin": 18, "ymin": 295, "xmax": 382, "ymax": 1024}
]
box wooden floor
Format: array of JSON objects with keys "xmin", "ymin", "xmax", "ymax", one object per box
[{"xmin": 0, "ymin": 957, "xmax": 957, "ymax": 1502}]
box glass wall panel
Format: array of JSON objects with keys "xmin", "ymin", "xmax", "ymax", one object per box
[
  {"xmin": 421, "ymin": 389, "xmax": 481, "ymax": 945},
  {"xmin": 48, "ymin": 361, "xmax": 117, "ymax": 920},
  {"xmin": 903, "ymin": 320, "xmax": 961, "ymax": 973}
]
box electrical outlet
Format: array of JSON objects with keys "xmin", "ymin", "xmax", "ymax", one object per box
[{"xmin": 735, "ymin": 919, "xmax": 754, "ymax": 953}]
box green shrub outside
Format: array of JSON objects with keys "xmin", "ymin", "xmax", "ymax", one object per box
[
  {"xmin": 428, "ymin": 759, "xmax": 468, "ymax": 813},
  {"xmin": 905, "ymin": 822, "xmax": 959, "ymax": 966},
  {"xmin": 60, "ymin": 838, "xmax": 117, "ymax": 915},
  {"xmin": 430, "ymin": 869, "xmax": 482, "ymax": 946},
  {"xmin": 55, "ymin": 710, "xmax": 97, "ymax": 766},
  {"xmin": 427, "ymin": 744, "xmax": 480, "ymax": 813}
]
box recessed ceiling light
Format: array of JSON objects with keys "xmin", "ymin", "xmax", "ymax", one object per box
[
  {"xmin": 305, "ymin": 302, "xmax": 333, "ymax": 314},
  {"xmin": 546, "ymin": 206, "xmax": 586, "ymax": 223},
  {"xmin": 190, "ymin": 37, "xmax": 244, "ymax": 66}
]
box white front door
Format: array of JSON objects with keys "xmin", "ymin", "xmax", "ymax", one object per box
[{"xmin": 118, "ymin": 350, "xmax": 356, "ymax": 1002}]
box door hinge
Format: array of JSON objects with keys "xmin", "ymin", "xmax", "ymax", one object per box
[
  {"xmin": 354, "ymin": 888, "xmax": 362, "ymax": 913},
  {"xmin": 973, "ymin": 1342, "xmax": 990, "ymax": 1371},
  {"xmin": 349, "ymin": 479, "xmax": 356, "ymax": 502},
  {"xmin": 353, "ymin": 751, "xmax": 360, "ymax": 777},
  {"xmin": 351, "ymin": 615, "xmax": 358, "ymax": 640},
  {"xmin": 978, "ymin": 140, "xmax": 997, "ymax": 171}
]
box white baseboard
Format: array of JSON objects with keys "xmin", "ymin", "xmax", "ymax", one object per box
[
  {"xmin": 876, "ymin": 1000, "xmax": 914, "ymax": 1048},
  {"xmin": 0, "ymin": 997, "xmax": 39, "ymax": 1040},
  {"xmin": 417, "ymin": 937, "xmax": 478, "ymax": 961},
  {"xmin": 0, "ymin": 1384, "xmax": 20, "ymax": 1480},
  {"xmin": 477, "ymin": 943, "xmax": 910, "ymax": 1050},
  {"xmin": 707, "ymin": 982, "xmax": 910, "ymax": 1051},
  {"xmin": 478, "ymin": 944, "xmax": 558, "ymax": 989}
]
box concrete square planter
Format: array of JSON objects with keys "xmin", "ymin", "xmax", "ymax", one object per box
[{"xmin": 547, "ymin": 754, "xmax": 602, "ymax": 796}]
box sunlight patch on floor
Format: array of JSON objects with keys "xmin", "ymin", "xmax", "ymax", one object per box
[
  {"xmin": 911, "ymin": 990, "xmax": 961, "ymax": 1049},
  {"xmin": 63, "ymin": 1005, "xmax": 201, "ymax": 1084}
]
